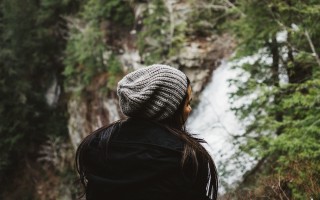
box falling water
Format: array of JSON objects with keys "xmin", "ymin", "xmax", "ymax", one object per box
[{"xmin": 187, "ymin": 60, "xmax": 254, "ymax": 192}]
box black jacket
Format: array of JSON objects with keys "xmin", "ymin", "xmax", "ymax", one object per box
[{"xmin": 84, "ymin": 118, "xmax": 210, "ymax": 200}]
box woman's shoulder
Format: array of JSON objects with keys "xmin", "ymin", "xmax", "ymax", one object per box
[{"xmin": 110, "ymin": 118, "xmax": 185, "ymax": 152}]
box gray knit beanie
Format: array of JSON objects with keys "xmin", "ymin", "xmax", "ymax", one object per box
[{"xmin": 117, "ymin": 64, "xmax": 188, "ymax": 121}]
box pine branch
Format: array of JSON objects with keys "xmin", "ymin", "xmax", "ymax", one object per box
[
  {"xmin": 193, "ymin": 4, "xmax": 229, "ymax": 11},
  {"xmin": 223, "ymin": 0, "xmax": 245, "ymax": 17},
  {"xmin": 162, "ymin": 0, "xmax": 174, "ymax": 49},
  {"xmin": 304, "ymin": 30, "xmax": 320, "ymax": 68}
]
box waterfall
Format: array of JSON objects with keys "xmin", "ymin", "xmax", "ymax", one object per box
[
  {"xmin": 45, "ymin": 76, "xmax": 61, "ymax": 107},
  {"xmin": 187, "ymin": 60, "xmax": 254, "ymax": 192}
]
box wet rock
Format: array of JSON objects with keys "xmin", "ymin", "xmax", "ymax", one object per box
[
  {"xmin": 67, "ymin": 91, "xmax": 120, "ymax": 150},
  {"xmin": 67, "ymin": 95, "xmax": 91, "ymax": 150}
]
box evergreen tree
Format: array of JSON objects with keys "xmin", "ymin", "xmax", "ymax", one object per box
[
  {"xmin": 0, "ymin": 0, "xmax": 79, "ymax": 197},
  {"xmin": 229, "ymin": 0, "xmax": 320, "ymax": 198}
]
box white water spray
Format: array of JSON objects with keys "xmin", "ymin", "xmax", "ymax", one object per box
[{"xmin": 187, "ymin": 60, "xmax": 254, "ymax": 192}]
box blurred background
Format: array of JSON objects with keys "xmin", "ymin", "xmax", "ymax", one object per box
[{"xmin": 0, "ymin": 0, "xmax": 319, "ymax": 199}]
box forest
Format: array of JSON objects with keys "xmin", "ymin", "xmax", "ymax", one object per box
[{"xmin": 0, "ymin": 0, "xmax": 319, "ymax": 199}]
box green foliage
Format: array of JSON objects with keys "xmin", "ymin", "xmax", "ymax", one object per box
[
  {"xmin": 107, "ymin": 54, "xmax": 123, "ymax": 89},
  {"xmin": 187, "ymin": 0, "xmax": 229, "ymax": 35},
  {"xmin": 81, "ymin": 0, "xmax": 134, "ymax": 26},
  {"xmin": 137, "ymin": 0, "xmax": 233, "ymax": 64},
  {"xmin": 64, "ymin": 24, "xmax": 106, "ymax": 88},
  {"xmin": 137, "ymin": 0, "xmax": 170, "ymax": 64},
  {"xmin": 228, "ymin": 0, "xmax": 320, "ymax": 198},
  {"xmin": 0, "ymin": 0, "xmax": 74, "ymax": 196},
  {"xmin": 137, "ymin": 0, "xmax": 186, "ymax": 64},
  {"xmin": 63, "ymin": 0, "xmax": 133, "ymax": 90}
]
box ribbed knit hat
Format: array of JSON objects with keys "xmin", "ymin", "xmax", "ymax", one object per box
[{"xmin": 117, "ymin": 64, "xmax": 188, "ymax": 121}]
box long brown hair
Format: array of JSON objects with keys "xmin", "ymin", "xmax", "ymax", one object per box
[
  {"xmin": 75, "ymin": 78, "xmax": 218, "ymax": 199},
  {"xmin": 159, "ymin": 78, "xmax": 218, "ymax": 199}
]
